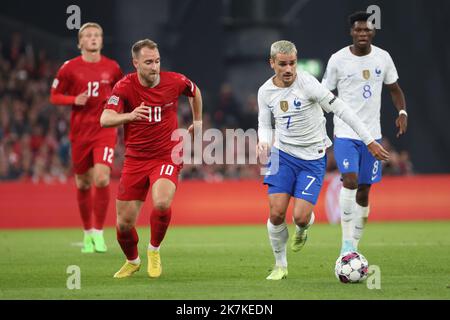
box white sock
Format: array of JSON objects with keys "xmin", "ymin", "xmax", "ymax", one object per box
[
  {"xmin": 148, "ymin": 244, "xmax": 160, "ymax": 252},
  {"xmin": 339, "ymin": 187, "xmax": 357, "ymax": 242},
  {"xmin": 128, "ymin": 257, "xmax": 141, "ymax": 265},
  {"xmin": 353, "ymin": 204, "xmax": 370, "ymax": 247},
  {"xmin": 294, "ymin": 212, "xmax": 315, "ymax": 234},
  {"xmin": 267, "ymin": 219, "xmax": 289, "ymax": 268},
  {"xmin": 92, "ymin": 229, "xmax": 103, "ymax": 236},
  {"xmin": 84, "ymin": 229, "xmax": 93, "ymax": 236}
]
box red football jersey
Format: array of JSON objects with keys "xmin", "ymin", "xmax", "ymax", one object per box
[
  {"xmin": 104, "ymin": 72, "xmax": 196, "ymax": 160},
  {"xmin": 51, "ymin": 55, "xmax": 123, "ymax": 142}
]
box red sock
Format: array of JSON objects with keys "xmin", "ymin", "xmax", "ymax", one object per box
[
  {"xmin": 150, "ymin": 207, "xmax": 172, "ymax": 247},
  {"xmin": 93, "ymin": 185, "xmax": 110, "ymax": 230},
  {"xmin": 77, "ymin": 188, "xmax": 92, "ymax": 230},
  {"xmin": 116, "ymin": 227, "xmax": 139, "ymax": 261}
]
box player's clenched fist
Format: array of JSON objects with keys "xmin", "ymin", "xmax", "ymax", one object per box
[
  {"xmin": 75, "ymin": 90, "xmax": 89, "ymax": 106},
  {"xmin": 367, "ymin": 141, "xmax": 389, "ymax": 161},
  {"xmin": 128, "ymin": 102, "xmax": 150, "ymax": 121}
]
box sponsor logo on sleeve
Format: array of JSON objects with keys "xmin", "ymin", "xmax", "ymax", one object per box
[
  {"xmin": 108, "ymin": 95, "xmax": 119, "ymax": 106},
  {"xmin": 52, "ymin": 78, "xmax": 59, "ymax": 89}
]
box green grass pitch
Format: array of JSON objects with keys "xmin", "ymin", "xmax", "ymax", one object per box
[{"xmin": 1, "ymin": 221, "xmax": 449, "ymax": 299}]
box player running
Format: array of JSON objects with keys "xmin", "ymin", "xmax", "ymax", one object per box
[
  {"xmin": 100, "ymin": 39, "xmax": 202, "ymax": 279},
  {"xmin": 50, "ymin": 22, "xmax": 123, "ymax": 253},
  {"xmin": 257, "ymin": 40, "xmax": 389, "ymax": 280},
  {"xmin": 322, "ymin": 11, "xmax": 407, "ymax": 255}
]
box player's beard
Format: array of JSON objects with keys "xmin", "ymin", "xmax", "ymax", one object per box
[{"xmin": 142, "ymin": 72, "xmax": 160, "ymax": 88}]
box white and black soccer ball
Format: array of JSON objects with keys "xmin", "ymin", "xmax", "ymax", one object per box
[{"xmin": 335, "ymin": 252, "xmax": 369, "ymax": 283}]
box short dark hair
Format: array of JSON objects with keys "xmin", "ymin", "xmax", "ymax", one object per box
[
  {"xmin": 131, "ymin": 39, "xmax": 158, "ymax": 58},
  {"xmin": 348, "ymin": 11, "xmax": 371, "ymax": 27}
]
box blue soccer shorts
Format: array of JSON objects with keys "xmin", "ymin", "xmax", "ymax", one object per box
[
  {"xmin": 263, "ymin": 148, "xmax": 327, "ymax": 205},
  {"xmin": 333, "ymin": 137, "xmax": 382, "ymax": 185}
]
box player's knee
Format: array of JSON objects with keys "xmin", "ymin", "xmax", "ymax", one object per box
[
  {"xmin": 269, "ymin": 207, "xmax": 286, "ymax": 224},
  {"xmin": 356, "ymin": 187, "xmax": 370, "ymax": 206},
  {"xmin": 94, "ymin": 174, "xmax": 110, "ymax": 188},
  {"xmin": 75, "ymin": 179, "xmax": 91, "ymax": 190},
  {"xmin": 117, "ymin": 214, "xmax": 135, "ymax": 231},
  {"xmin": 356, "ymin": 193, "xmax": 369, "ymax": 205},
  {"xmin": 75, "ymin": 172, "xmax": 92, "ymax": 189},
  {"xmin": 293, "ymin": 214, "xmax": 310, "ymax": 227},
  {"xmin": 153, "ymin": 198, "xmax": 172, "ymax": 212},
  {"xmin": 342, "ymin": 176, "xmax": 358, "ymax": 190},
  {"xmin": 294, "ymin": 214, "xmax": 311, "ymax": 228},
  {"xmin": 116, "ymin": 222, "xmax": 133, "ymax": 233}
]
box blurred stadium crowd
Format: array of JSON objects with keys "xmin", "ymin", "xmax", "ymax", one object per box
[{"xmin": 0, "ymin": 33, "xmax": 413, "ymax": 183}]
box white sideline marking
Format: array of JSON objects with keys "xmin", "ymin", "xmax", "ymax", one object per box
[
  {"xmin": 70, "ymin": 242, "xmax": 84, "ymax": 247},
  {"xmin": 160, "ymin": 242, "xmax": 450, "ymax": 248}
]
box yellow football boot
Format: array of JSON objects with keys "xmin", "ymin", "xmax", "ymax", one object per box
[
  {"xmin": 266, "ymin": 266, "xmax": 288, "ymax": 280},
  {"xmin": 113, "ymin": 261, "xmax": 140, "ymax": 278},
  {"xmin": 147, "ymin": 250, "xmax": 162, "ymax": 278}
]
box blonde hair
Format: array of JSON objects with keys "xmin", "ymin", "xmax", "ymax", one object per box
[
  {"xmin": 270, "ymin": 40, "xmax": 297, "ymax": 60},
  {"xmin": 78, "ymin": 22, "xmax": 103, "ymax": 49},
  {"xmin": 131, "ymin": 39, "xmax": 158, "ymax": 59}
]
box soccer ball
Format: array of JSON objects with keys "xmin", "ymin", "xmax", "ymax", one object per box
[{"xmin": 335, "ymin": 252, "xmax": 369, "ymax": 283}]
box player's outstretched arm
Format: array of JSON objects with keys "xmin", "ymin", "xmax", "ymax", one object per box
[
  {"xmin": 318, "ymin": 93, "xmax": 389, "ymax": 161},
  {"xmin": 50, "ymin": 89, "xmax": 89, "ymax": 106},
  {"xmin": 50, "ymin": 65, "xmax": 90, "ymax": 106},
  {"xmin": 386, "ymin": 82, "xmax": 407, "ymax": 138},
  {"xmin": 100, "ymin": 103, "xmax": 149, "ymax": 128}
]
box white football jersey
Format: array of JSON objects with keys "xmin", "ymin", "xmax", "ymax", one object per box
[
  {"xmin": 257, "ymin": 71, "xmax": 332, "ymax": 160},
  {"xmin": 322, "ymin": 45, "xmax": 398, "ymax": 140}
]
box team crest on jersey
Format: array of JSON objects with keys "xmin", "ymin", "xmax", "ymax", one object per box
[
  {"xmin": 362, "ymin": 70, "xmax": 370, "ymax": 80},
  {"xmin": 343, "ymin": 159, "xmax": 350, "ymax": 169},
  {"xmin": 280, "ymin": 101, "xmax": 289, "ymax": 112},
  {"xmin": 375, "ymin": 67, "xmax": 382, "ymax": 77},
  {"xmin": 294, "ymin": 98, "xmax": 301, "ymax": 109}
]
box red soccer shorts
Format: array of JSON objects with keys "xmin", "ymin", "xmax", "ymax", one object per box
[
  {"xmin": 117, "ymin": 157, "xmax": 182, "ymax": 201},
  {"xmin": 71, "ymin": 137, "xmax": 116, "ymax": 175}
]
